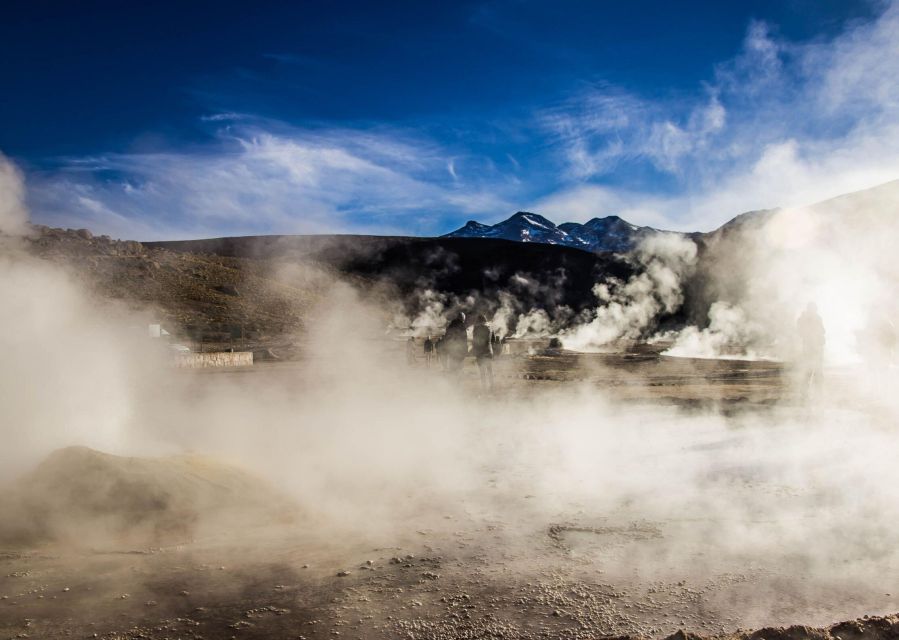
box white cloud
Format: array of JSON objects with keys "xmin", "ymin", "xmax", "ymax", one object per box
[
  {"xmin": 26, "ymin": 126, "xmax": 516, "ymax": 240},
  {"xmin": 532, "ymin": 185, "xmax": 676, "ymax": 229},
  {"xmin": 18, "ymin": 4, "xmax": 899, "ymax": 238},
  {"xmin": 539, "ymin": 2, "xmax": 899, "ymax": 230}
]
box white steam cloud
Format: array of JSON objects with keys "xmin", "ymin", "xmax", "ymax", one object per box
[
  {"xmin": 0, "ymin": 152, "xmax": 29, "ymax": 236},
  {"xmin": 660, "ymin": 182, "xmax": 899, "ymax": 366},
  {"xmin": 3, "ymin": 149, "xmax": 899, "ymax": 631},
  {"xmin": 561, "ymin": 234, "xmax": 697, "ymax": 351}
]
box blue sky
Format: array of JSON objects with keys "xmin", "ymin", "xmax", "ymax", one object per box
[{"xmin": 2, "ymin": 0, "xmax": 898, "ymax": 239}]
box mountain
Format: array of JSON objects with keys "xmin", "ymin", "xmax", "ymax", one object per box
[
  {"xmin": 559, "ymin": 216, "xmax": 659, "ymax": 253},
  {"xmin": 444, "ymin": 211, "xmax": 672, "ymax": 252},
  {"xmin": 445, "ymin": 212, "xmax": 588, "ymax": 248},
  {"xmin": 26, "ymin": 179, "xmax": 899, "ymax": 344},
  {"xmin": 146, "ymin": 234, "xmax": 633, "ymax": 321},
  {"xmin": 24, "ymin": 224, "xmax": 635, "ymax": 344}
]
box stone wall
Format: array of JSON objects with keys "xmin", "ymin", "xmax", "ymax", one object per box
[{"xmin": 173, "ymin": 351, "xmax": 254, "ymax": 368}]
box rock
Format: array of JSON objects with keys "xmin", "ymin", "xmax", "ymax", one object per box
[
  {"xmin": 665, "ymin": 631, "xmax": 703, "ymax": 640},
  {"xmin": 121, "ymin": 240, "xmax": 143, "ymax": 254},
  {"xmin": 214, "ymin": 284, "xmax": 240, "ymax": 297},
  {"xmin": 229, "ymin": 620, "xmax": 253, "ymax": 629},
  {"xmin": 75, "ymin": 229, "xmax": 93, "ymax": 240},
  {"xmin": 337, "ymin": 570, "xmax": 351, "ymax": 577},
  {"xmin": 245, "ymin": 606, "xmax": 290, "ymax": 618}
]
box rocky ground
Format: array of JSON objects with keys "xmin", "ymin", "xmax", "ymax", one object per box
[
  {"xmin": 2, "ymin": 351, "xmax": 896, "ymax": 640},
  {"xmin": 4, "ymin": 526, "xmax": 898, "ymax": 640}
]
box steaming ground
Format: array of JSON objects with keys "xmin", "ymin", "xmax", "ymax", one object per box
[
  {"xmin": 3, "ymin": 345, "xmax": 899, "ymax": 640},
  {"xmin": 2, "ymin": 167, "xmax": 899, "ymax": 637}
]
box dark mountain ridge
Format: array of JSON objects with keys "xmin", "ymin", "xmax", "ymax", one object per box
[{"xmin": 146, "ymin": 234, "xmax": 635, "ymax": 322}]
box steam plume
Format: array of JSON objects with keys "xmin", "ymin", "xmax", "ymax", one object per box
[{"xmin": 0, "ymin": 152, "xmax": 29, "ymax": 236}]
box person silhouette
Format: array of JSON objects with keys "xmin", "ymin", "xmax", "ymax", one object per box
[
  {"xmin": 423, "ymin": 335, "xmax": 434, "ymax": 368},
  {"xmin": 471, "ymin": 314, "xmax": 495, "ymax": 391},
  {"xmin": 444, "ymin": 312, "xmax": 468, "ymax": 374},
  {"xmin": 796, "ymin": 302, "xmax": 825, "ymax": 398}
]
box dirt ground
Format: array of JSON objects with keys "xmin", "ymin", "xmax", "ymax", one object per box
[{"xmin": 2, "ymin": 348, "xmax": 896, "ymax": 640}]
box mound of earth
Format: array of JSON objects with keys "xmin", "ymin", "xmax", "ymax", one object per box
[
  {"xmin": 0, "ymin": 446, "xmax": 296, "ymax": 547},
  {"xmin": 665, "ymin": 614, "xmax": 899, "ymax": 640}
]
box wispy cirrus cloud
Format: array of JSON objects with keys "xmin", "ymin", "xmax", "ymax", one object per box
[
  {"xmin": 26, "ymin": 121, "xmax": 516, "ymax": 240},
  {"xmin": 17, "ymin": 3, "xmax": 899, "ymax": 239},
  {"xmin": 537, "ymin": 3, "xmax": 899, "ymax": 230},
  {"xmin": 541, "ymin": 88, "xmax": 726, "ymax": 179}
]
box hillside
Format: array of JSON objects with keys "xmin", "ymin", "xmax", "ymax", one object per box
[
  {"xmin": 147, "ymin": 234, "xmax": 635, "ymax": 322},
  {"xmin": 23, "ymin": 225, "xmax": 329, "ymax": 342},
  {"xmin": 680, "ymin": 179, "xmax": 899, "ymax": 327},
  {"xmin": 21, "ymin": 179, "xmax": 898, "ymax": 344},
  {"xmin": 21, "ymin": 226, "xmax": 633, "ymax": 341}
]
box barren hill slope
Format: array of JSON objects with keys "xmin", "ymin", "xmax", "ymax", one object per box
[
  {"xmin": 146, "ymin": 233, "xmax": 634, "ymax": 321},
  {"xmin": 22, "ymin": 225, "xmax": 330, "ymax": 341}
]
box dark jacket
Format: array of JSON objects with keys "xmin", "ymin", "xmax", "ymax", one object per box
[
  {"xmin": 444, "ymin": 319, "xmax": 468, "ymax": 359},
  {"xmin": 471, "ymin": 324, "xmax": 493, "ymax": 358}
]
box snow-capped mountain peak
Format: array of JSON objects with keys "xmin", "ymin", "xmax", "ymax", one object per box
[{"xmin": 444, "ymin": 212, "xmax": 664, "ymax": 252}]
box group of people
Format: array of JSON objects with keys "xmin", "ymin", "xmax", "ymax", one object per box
[
  {"xmin": 404, "ymin": 302, "xmax": 875, "ymax": 398},
  {"xmin": 406, "ymin": 312, "xmax": 500, "ymax": 390}
]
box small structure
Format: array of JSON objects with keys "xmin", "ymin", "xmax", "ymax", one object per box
[
  {"xmin": 172, "ymin": 351, "xmax": 254, "ymax": 368},
  {"xmin": 148, "ymin": 323, "xmax": 170, "ymax": 339},
  {"xmin": 148, "ymin": 322, "xmax": 252, "ymax": 368}
]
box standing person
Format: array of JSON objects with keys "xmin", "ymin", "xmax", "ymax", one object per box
[
  {"xmin": 797, "ymin": 302, "xmax": 825, "ymax": 398},
  {"xmin": 471, "ymin": 314, "xmax": 495, "ymax": 391},
  {"xmin": 433, "ymin": 336, "xmax": 444, "ymax": 369},
  {"xmin": 406, "ymin": 336, "xmax": 416, "ymax": 366},
  {"xmin": 444, "ymin": 312, "xmax": 468, "ymax": 373},
  {"xmin": 423, "ymin": 335, "xmax": 434, "ymax": 368},
  {"xmin": 491, "ymin": 332, "xmax": 501, "ymax": 359}
]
